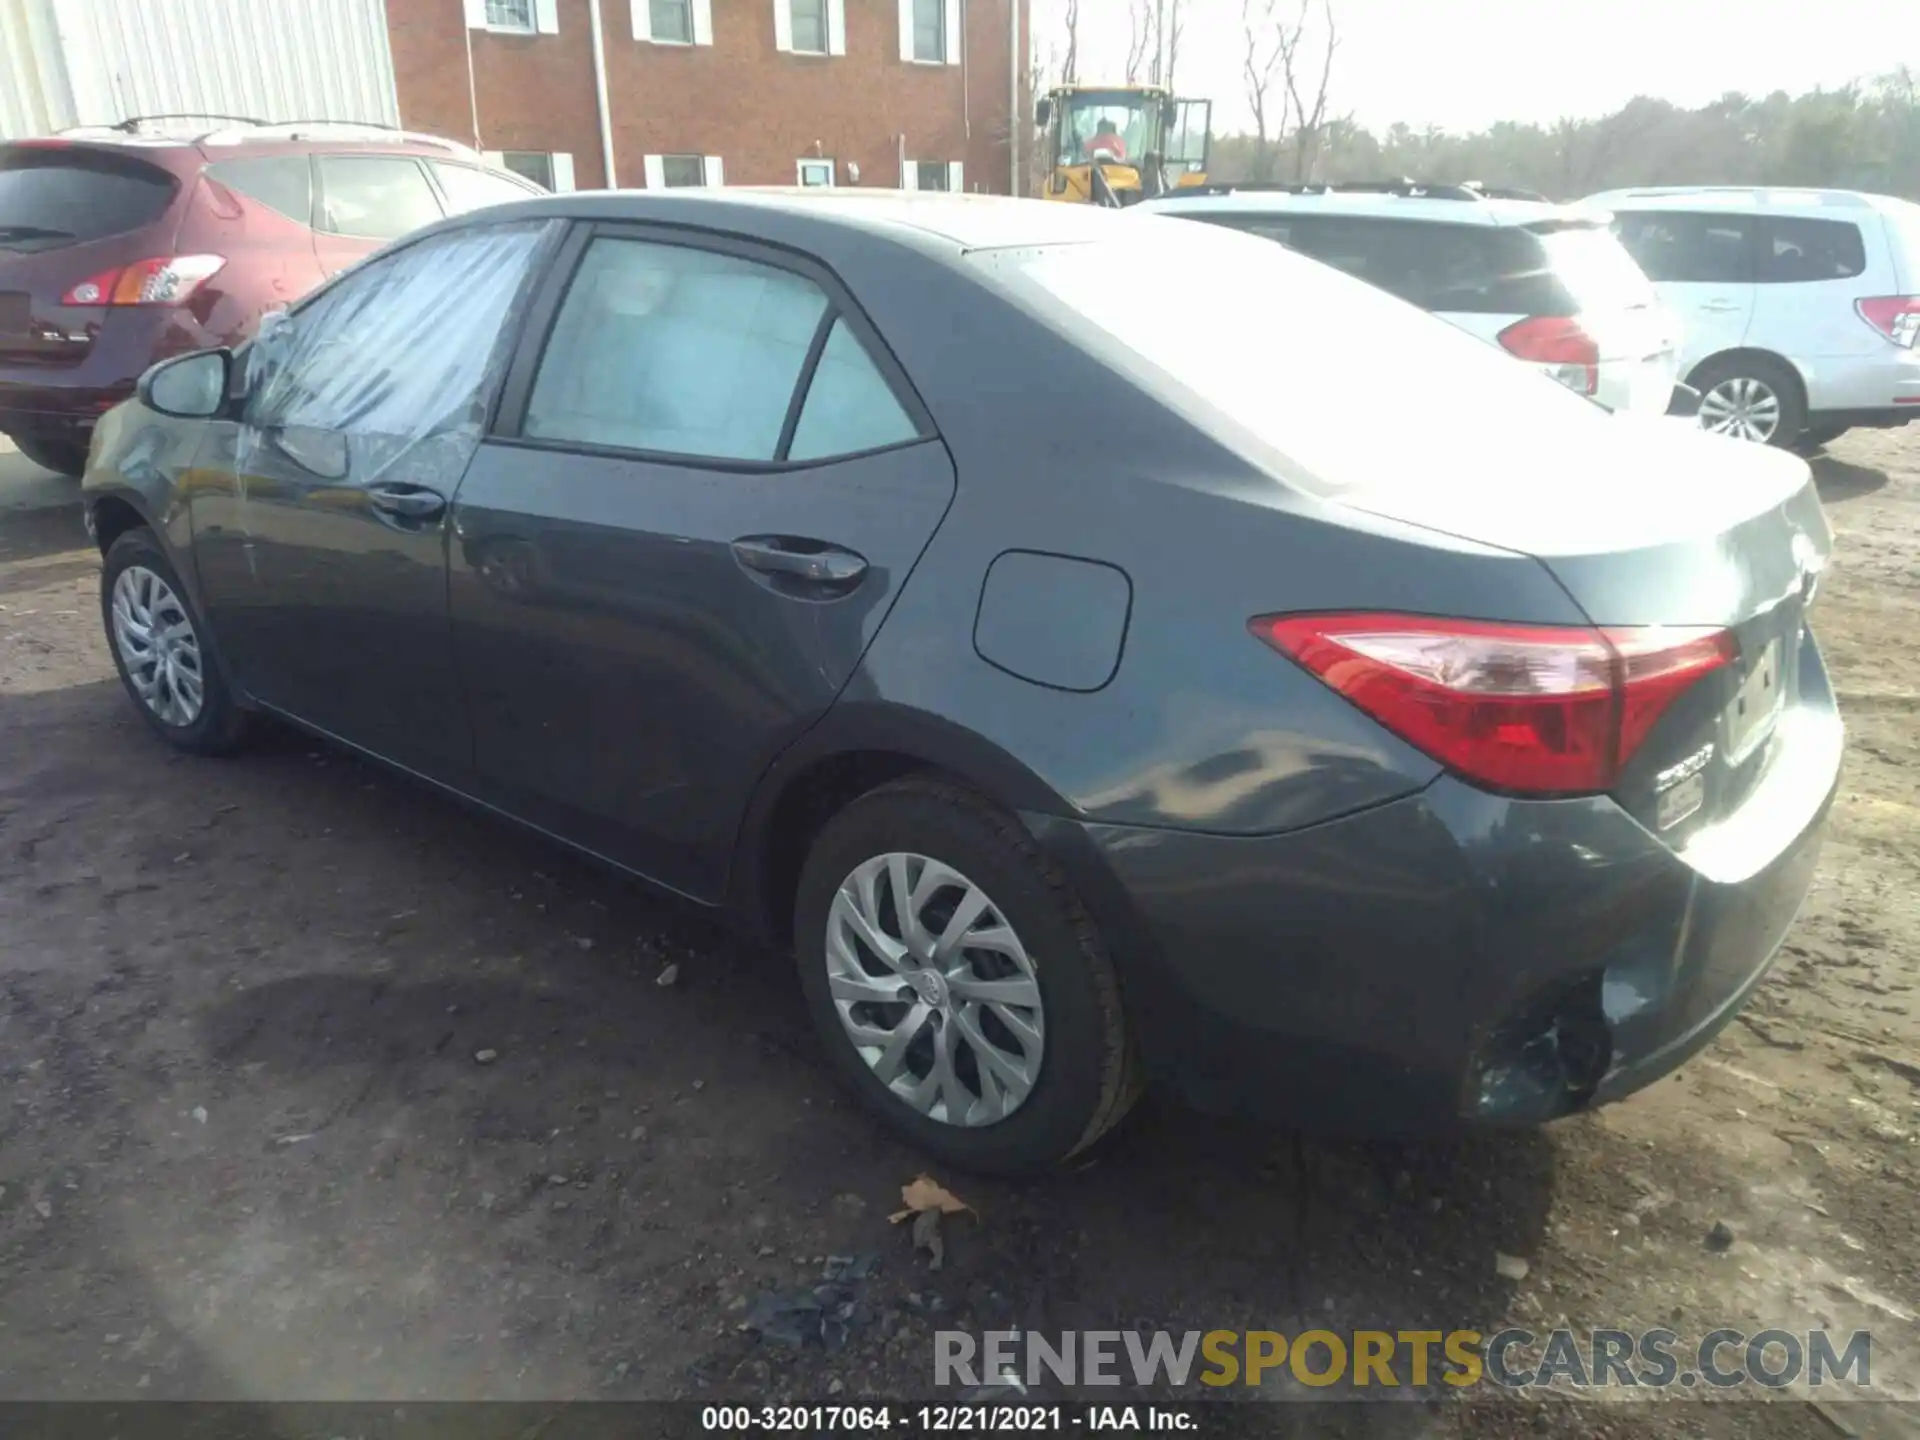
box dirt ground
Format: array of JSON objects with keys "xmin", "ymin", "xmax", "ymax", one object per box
[{"xmin": 1, "ymin": 429, "xmax": 1916, "ymax": 1436}]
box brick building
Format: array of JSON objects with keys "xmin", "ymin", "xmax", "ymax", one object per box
[{"xmin": 385, "ymin": 0, "xmax": 1029, "ymax": 198}]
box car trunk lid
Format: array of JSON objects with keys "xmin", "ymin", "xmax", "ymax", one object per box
[{"xmin": 1331, "ymin": 418, "xmax": 1831, "ymax": 849}]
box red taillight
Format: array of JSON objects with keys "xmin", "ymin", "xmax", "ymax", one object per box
[
  {"xmin": 60, "ymin": 255, "xmax": 225, "ymax": 307},
  {"xmin": 1251, "ymin": 612, "xmax": 1736, "ymax": 795},
  {"xmin": 1855, "ymin": 295, "xmax": 1920, "ymax": 349},
  {"xmin": 1497, "ymin": 315, "xmax": 1600, "ymax": 396}
]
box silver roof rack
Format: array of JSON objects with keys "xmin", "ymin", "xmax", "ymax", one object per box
[
  {"xmin": 198, "ymin": 119, "xmax": 480, "ymax": 159},
  {"xmin": 52, "ymin": 115, "xmax": 481, "ymax": 160}
]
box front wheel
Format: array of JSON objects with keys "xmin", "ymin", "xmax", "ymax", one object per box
[
  {"xmin": 1690, "ymin": 356, "xmax": 1806, "ymax": 447},
  {"xmin": 794, "ymin": 778, "xmax": 1139, "ymax": 1175},
  {"xmin": 100, "ymin": 529, "xmax": 250, "ymax": 754}
]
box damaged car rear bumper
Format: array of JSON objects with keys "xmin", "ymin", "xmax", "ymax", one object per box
[{"xmin": 1030, "ymin": 754, "xmax": 1837, "ymax": 1135}]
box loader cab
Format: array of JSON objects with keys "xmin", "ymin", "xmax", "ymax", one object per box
[{"xmin": 1036, "ymin": 85, "xmax": 1211, "ymax": 206}]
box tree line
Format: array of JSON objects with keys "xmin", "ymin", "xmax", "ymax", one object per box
[{"xmin": 1209, "ymin": 66, "xmax": 1920, "ymax": 201}]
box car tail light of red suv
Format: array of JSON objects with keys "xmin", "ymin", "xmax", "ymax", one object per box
[
  {"xmin": 60, "ymin": 255, "xmax": 227, "ymax": 307},
  {"xmin": 1251, "ymin": 612, "xmax": 1736, "ymax": 796}
]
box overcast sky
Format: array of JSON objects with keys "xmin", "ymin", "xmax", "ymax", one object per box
[{"xmin": 1030, "ymin": 0, "xmax": 1914, "ymax": 133}]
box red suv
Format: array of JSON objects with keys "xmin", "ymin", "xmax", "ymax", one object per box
[{"xmin": 1, "ymin": 119, "xmax": 544, "ymax": 476}]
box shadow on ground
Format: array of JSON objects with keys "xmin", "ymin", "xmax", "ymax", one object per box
[{"xmin": 1810, "ymin": 452, "xmax": 1890, "ymax": 503}]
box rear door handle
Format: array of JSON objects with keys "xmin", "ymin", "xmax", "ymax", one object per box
[
  {"xmin": 366, "ymin": 483, "xmax": 447, "ymax": 522},
  {"xmin": 730, "ymin": 536, "xmax": 868, "ymax": 587},
  {"xmin": 1699, "ymin": 300, "xmax": 1744, "ymax": 313}
]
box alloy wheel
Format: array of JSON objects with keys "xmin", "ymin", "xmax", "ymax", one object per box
[
  {"xmin": 111, "ymin": 565, "xmax": 205, "ymax": 727},
  {"xmin": 824, "ymin": 852, "xmax": 1045, "ymax": 1126},
  {"xmin": 1698, "ymin": 376, "xmax": 1782, "ymax": 444}
]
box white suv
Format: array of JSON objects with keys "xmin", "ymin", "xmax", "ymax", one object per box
[
  {"xmin": 1582, "ymin": 186, "xmax": 1920, "ymax": 447},
  {"xmin": 1137, "ymin": 181, "xmax": 1682, "ymax": 416}
]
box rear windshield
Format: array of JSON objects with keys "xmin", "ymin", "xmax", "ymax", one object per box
[
  {"xmin": 0, "ymin": 146, "xmax": 177, "ymax": 252},
  {"xmin": 1187, "ymin": 212, "xmax": 1653, "ymax": 316},
  {"xmin": 977, "ymin": 217, "xmax": 1610, "ymax": 498}
]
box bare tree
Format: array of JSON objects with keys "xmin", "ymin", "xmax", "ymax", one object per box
[
  {"xmin": 1060, "ymin": 0, "xmax": 1080, "ymax": 86},
  {"xmin": 1162, "ymin": 0, "xmax": 1185, "ymax": 92},
  {"xmin": 1277, "ymin": 0, "xmax": 1338, "ymax": 180},
  {"xmin": 1126, "ymin": 0, "xmax": 1158, "ymax": 85},
  {"xmin": 1240, "ymin": 0, "xmax": 1288, "ymax": 178}
]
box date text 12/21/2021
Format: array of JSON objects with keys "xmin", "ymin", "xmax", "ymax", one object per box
[{"xmin": 700, "ymin": 1406, "xmax": 1198, "ymax": 1431}]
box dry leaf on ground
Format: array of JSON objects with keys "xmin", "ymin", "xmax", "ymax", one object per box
[{"xmin": 888, "ymin": 1173, "xmax": 974, "ymax": 1223}]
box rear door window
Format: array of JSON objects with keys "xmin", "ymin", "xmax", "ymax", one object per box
[
  {"xmin": 1611, "ymin": 212, "xmax": 1755, "ymax": 284},
  {"xmin": 1754, "ymin": 215, "xmax": 1866, "ymax": 283},
  {"xmin": 205, "ymin": 156, "xmax": 314, "ymax": 225},
  {"xmin": 787, "ymin": 318, "xmax": 919, "ymax": 461},
  {"xmin": 0, "ymin": 146, "xmax": 176, "ymax": 251},
  {"xmin": 432, "ymin": 162, "xmax": 540, "ymax": 216},
  {"xmin": 315, "ymin": 155, "xmax": 444, "ymax": 240},
  {"xmin": 522, "ymin": 237, "xmax": 828, "ymax": 461}
]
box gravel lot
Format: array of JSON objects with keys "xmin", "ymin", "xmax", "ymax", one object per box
[{"xmin": 1, "ymin": 430, "xmax": 1915, "ymax": 1436}]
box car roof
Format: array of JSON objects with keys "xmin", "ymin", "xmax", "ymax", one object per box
[
  {"xmin": 445, "ymin": 188, "xmax": 1134, "ymax": 252},
  {"xmin": 1138, "ymin": 189, "xmax": 1602, "ymax": 229},
  {"xmin": 1578, "ymin": 186, "xmax": 1914, "ymax": 220}
]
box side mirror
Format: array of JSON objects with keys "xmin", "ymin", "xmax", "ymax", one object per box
[
  {"xmin": 1035, "ymin": 97, "xmax": 1053, "ymax": 128},
  {"xmin": 1666, "ymin": 383, "xmax": 1702, "ymax": 420},
  {"xmin": 139, "ymin": 349, "xmax": 233, "ymax": 420}
]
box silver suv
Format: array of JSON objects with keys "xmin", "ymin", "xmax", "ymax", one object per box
[
  {"xmin": 1138, "ymin": 181, "xmax": 1683, "ymax": 417},
  {"xmin": 1582, "ymin": 186, "xmax": 1920, "ymax": 447}
]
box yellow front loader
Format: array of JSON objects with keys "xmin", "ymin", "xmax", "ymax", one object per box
[{"xmin": 1035, "ymin": 83, "xmax": 1212, "ymax": 206}]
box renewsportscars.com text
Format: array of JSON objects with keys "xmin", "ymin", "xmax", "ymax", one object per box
[{"xmin": 935, "ymin": 1328, "xmax": 1873, "ymax": 1391}]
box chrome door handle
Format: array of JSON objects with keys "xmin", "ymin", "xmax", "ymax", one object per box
[
  {"xmin": 366, "ymin": 483, "xmax": 447, "ymax": 521},
  {"xmin": 730, "ymin": 536, "xmax": 868, "ymax": 586}
]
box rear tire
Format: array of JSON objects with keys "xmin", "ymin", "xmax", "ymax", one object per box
[
  {"xmin": 1689, "ymin": 354, "xmax": 1806, "ymax": 448},
  {"xmin": 794, "ymin": 777, "xmax": 1139, "ymax": 1175},
  {"xmin": 100, "ymin": 529, "xmax": 250, "ymax": 755},
  {"xmin": 11, "ymin": 432, "xmax": 88, "ymax": 478}
]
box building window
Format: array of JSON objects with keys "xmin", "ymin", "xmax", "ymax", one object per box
[
  {"xmin": 790, "ymin": 0, "xmax": 827, "ymax": 52},
  {"xmin": 651, "ymin": 0, "xmax": 693, "ymax": 42},
  {"xmin": 797, "ymin": 159, "xmax": 835, "ymax": 187},
  {"xmin": 485, "ymin": 0, "xmax": 535, "ymax": 30},
  {"xmin": 904, "ymin": 159, "xmax": 961, "ymax": 192},
  {"xmin": 644, "ymin": 154, "xmax": 721, "ymax": 188},
  {"xmin": 661, "ymin": 155, "xmax": 705, "ymax": 187},
  {"xmin": 912, "ymin": 0, "xmax": 944, "ymax": 61},
  {"xmin": 498, "ymin": 152, "xmax": 555, "ymax": 189}
]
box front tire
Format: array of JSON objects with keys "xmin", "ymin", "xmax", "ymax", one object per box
[
  {"xmin": 100, "ymin": 529, "xmax": 250, "ymax": 754},
  {"xmin": 1690, "ymin": 355, "xmax": 1806, "ymax": 447},
  {"xmin": 794, "ymin": 778, "xmax": 1139, "ymax": 1175}
]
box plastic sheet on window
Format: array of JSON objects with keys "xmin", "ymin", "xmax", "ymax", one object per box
[{"xmin": 237, "ymin": 219, "xmax": 561, "ymax": 490}]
